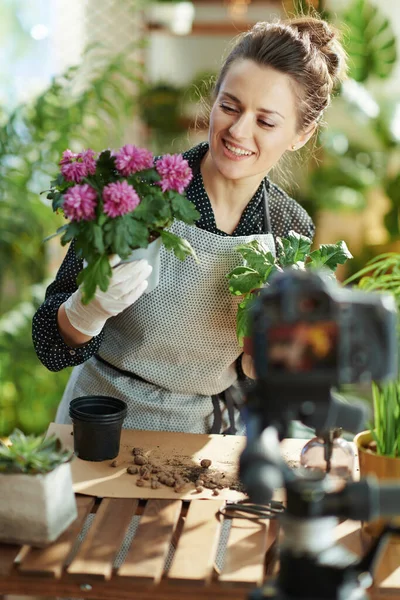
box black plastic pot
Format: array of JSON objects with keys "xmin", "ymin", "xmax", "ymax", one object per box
[{"xmin": 69, "ymin": 396, "xmax": 127, "ymax": 461}]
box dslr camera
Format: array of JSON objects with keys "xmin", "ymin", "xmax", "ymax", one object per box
[
  {"xmin": 248, "ymin": 269, "xmax": 397, "ymax": 434},
  {"xmin": 252, "ymin": 269, "xmax": 397, "ymax": 386}
]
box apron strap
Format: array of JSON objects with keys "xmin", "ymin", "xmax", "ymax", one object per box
[
  {"xmin": 224, "ymin": 388, "xmax": 238, "ymax": 435},
  {"xmin": 210, "ymin": 391, "xmax": 238, "ymax": 435},
  {"xmin": 211, "ymin": 395, "xmax": 223, "ymax": 434},
  {"xmin": 263, "ymin": 181, "xmax": 272, "ymax": 234}
]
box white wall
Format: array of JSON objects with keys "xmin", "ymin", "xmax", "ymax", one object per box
[{"xmin": 49, "ymin": 0, "xmax": 86, "ymax": 75}]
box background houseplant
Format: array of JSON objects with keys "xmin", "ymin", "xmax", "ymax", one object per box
[
  {"xmin": 0, "ymin": 284, "xmax": 72, "ymax": 436},
  {"xmin": 0, "ymin": 429, "xmax": 76, "ymax": 546},
  {"xmin": 292, "ymin": 0, "xmax": 399, "ymax": 273},
  {"xmin": 0, "ymin": 44, "xmax": 146, "ymax": 435},
  {"xmin": 138, "ymin": 82, "xmax": 187, "ymax": 153}
]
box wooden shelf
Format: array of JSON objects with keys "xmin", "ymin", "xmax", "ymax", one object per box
[
  {"xmin": 191, "ymin": 0, "xmax": 282, "ymax": 3},
  {"xmin": 147, "ymin": 21, "xmax": 256, "ymax": 35}
]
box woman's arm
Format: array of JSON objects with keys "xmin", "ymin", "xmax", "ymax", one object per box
[
  {"xmin": 57, "ymin": 303, "xmax": 93, "ymax": 347},
  {"xmin": 32, "ymin": 242, "xmax": 104, "ymax": 372}
]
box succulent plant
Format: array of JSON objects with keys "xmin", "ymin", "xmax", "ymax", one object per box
[{"xmin": 0, "ymin": 429, "xmax": 74, "ymax": 474}]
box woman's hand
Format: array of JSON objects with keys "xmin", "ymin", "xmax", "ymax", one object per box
[
  {"xmin": 60, "ymin": 257, "xmax": 152, "ymax": 341},
  {"xmin": 242, "ymin": 353, "xmax": 257, "ymax": 379}
]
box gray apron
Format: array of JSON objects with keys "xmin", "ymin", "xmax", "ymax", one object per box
[{"xmin": 56, "ymin": 193, "xmax": 275, "ymax": 434}]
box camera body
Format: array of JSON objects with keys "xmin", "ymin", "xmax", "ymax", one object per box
[{"xmin": 252, "ymin": 269, "xmax": 397, "ymax": 387}]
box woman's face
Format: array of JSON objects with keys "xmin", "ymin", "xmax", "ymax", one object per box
[{"xmin": 208, "ymin": 59, "xmax": 303, "ymax": 183}]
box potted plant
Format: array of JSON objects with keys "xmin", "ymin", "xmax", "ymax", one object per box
[
  {"xmin": 138, "ymin": 82, "xmax": 188, "ymax": 152},
  {"xmin": 344, "ymin": 252, "xmax": 400, "ymax": 537},
  {"xmin": 226, "ymin": 231, "xmax": 352, "ymax": 352},
  {"xmin": 46, "ymin": 145, "xmax": 200, "ymax": 304},
  {"xmin": 139, "ymin": 83, "xmax": 185, "ymax": 134},
  {"xmin": 0, "ymin": 429, "xmax": 76, "ymax": 546},
  {"xmin": 145, "ymin": 1, "xmax": 195, "ymax": 36}
]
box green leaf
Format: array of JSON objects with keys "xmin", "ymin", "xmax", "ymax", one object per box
[
  {"xmin": 126, "ymin": 218, "xmax": 150, "ymax": 249},
  {"xmin": 60, "ymin": 221, "xmax": 81, "ymax": 244},
  {"xmin": 344, "ymin": 0, "xmax": 397, "ymax": 82},
  {"xmin": 371, "ymin": 381, "xmax": 400, "ymax": 457},
  {"xmin": 95, "ymin": 150, "xmax": 118, "ymax": 183},
  {"xmin": 43, "ymin": 224, "xmax": 69, "ymax": 243},
  {"xmin": 133, "ymin": 193, "xmax": 171, "ymax": 227},
  {"xmin": 236, "ymin": 294, "xmax": 259, "ymax": 347},
  {"xmin": 170, "ymin": 191, "xmax": 201, "ymax": 224},
  {"xmin": 227, "ymin": 266, "xmax": 264, "ymax": 296},
  {"xmin": 307, "ymin": 241, "xmax": 353, "ymax": 272},
  {"xmin": 233, "ymin": 240, "xmax": 277, "ymax": 280},
  {"xmin": 50, "ymin": 173, "xmax": 67, "ymax": 189},
  {"xmin": 91, "ymin": 224, "xmax": 105, "ymax": 254},
  {"xmin": 161, "ymin": 229, "xmax": 198, "ymax": 262},
  {"xmin": 103, "ymin": 217, "xmax": 133, "ymax": 256},
  {"xmin": 385, "ymin": 209, "xmax": 400, "ymax": 238},
  {"xmin": 276, "ymin": 231, "xmax": 312, "ymax": 267},
  {"xmin": 131, "ymin": 168, "xmax": 161, "ymax": 184},
  {"xmin": 77, "ymin": 254, "xmax": 112, "ymax": 304},
  {"xmin": 49, "ymin": 191, "xmax": 64, "ymax": 212}
]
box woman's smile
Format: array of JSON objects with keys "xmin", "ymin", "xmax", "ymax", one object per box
[{"xmin": 222, "ymin": 139, "xmax": 256, "ymax": 160}]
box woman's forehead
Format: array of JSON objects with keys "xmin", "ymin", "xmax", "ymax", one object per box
[{"xmin": 219, "ymin": 59, "xmax": 298, "ymax": 120}]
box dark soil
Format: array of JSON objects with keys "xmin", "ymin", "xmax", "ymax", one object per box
[{"xmin": 114, "ymin": 445, "xmax": 247, "ymax": 494}]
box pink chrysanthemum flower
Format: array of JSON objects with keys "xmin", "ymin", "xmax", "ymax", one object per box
[
  {"xmin": 63, "ymin": 184, "xmax": 97, "ymax": 222},
  {"xmin": 59, "ymin": 149, "xmax": 77, "ymax": 165},
  {"xmin": 103, "ymin": 181, "xmax": 141, "ymax": 218},
  {"xmin": 155, "ymin": 154, "xmax": 193, "ymax": 195},
  {"xmin": 79, "ymin": 148, "xmax": 97, "ymax": 175},
  {"xmin": 59, "ymin": 148, "xmax": 97, "ymax": 182},
  {"xmin": 114, "ymin": 144, "xmax": 154, "ymax": 177},
  {"xmin": 61, "ymin": 160, "xmax": 88, "ymax": 183}
]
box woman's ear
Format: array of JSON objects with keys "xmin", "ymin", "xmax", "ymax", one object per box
[{"xmin": 289, "ymin": 122, "xmax": 317, "ymax": 152}]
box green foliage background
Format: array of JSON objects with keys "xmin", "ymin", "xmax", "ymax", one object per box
[{"xmin": 0, "ymin": 39, "xmax": 145, "ymax": 435}]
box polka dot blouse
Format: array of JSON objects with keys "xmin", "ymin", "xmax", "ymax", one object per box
[{"xmin": 32, "ymin": 141, "xmax": 315, "ymax": 372}]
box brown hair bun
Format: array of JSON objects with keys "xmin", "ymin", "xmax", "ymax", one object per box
[{"xmin": 289, "ymin": 16, "xmax": 348, "ymax": 87}]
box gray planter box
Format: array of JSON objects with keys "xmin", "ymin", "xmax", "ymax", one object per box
[{"xmin": 0, "ymin": 462, "xmax": 77, "ymax": 546}]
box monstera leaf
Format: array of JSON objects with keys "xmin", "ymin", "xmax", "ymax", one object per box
[{"xmin": 344, "ymin": 0, "xmax": 397, "ymax": 82}]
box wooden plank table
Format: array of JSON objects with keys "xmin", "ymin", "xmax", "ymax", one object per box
[{"xmin": 0, "ymin": 439, "xmax": 399, "ymax": 599}]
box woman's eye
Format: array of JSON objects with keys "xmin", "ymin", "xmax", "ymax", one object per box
[
  {"xmin": 220, "ymin": 103, "xmax": 237, "ymax": 113},
  {"xmin": 259, "ymin": 120, "xmax": 275, "ymax": 128}
]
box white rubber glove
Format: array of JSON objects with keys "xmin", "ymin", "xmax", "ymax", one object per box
[{"xmin": 64, "ymin": 256, "xmax": 152, "ymax": 337}]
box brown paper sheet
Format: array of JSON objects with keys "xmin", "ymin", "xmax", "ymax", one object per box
[{"xmin": 48, "ymin": 423, "xmax": 305, "ymax": 501}]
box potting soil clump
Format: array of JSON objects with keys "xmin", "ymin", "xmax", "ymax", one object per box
[{"xmin": 110, "ymin": 445, "xmax": 246, "ymax": 494}]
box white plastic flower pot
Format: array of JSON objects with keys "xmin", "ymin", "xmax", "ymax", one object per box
[
  {"xmin": 121, "ymin": 237, "xmax": 162, "ymax": 294},
  {"xmin": 0, "ymin": 462, "xmax": 77, "ymax": 547},
  {"xmin": 146, "ymin": 2, "xmax": 195, "ymax": 35}
]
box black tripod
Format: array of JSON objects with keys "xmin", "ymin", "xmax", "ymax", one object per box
[{"xmin": 240, "ymin": 416, "xmax": 400, "ymax": 600}]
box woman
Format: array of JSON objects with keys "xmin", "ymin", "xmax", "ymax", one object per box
[{"xmin": 32, "ymin": 16, "xmax": 348, "ymax": 435}]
